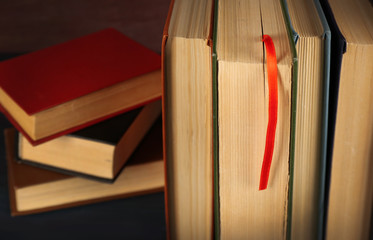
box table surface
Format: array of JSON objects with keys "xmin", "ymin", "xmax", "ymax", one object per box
[{"xmin": 0, "ymin": 1, "xmax": 170, "ymax": 239}]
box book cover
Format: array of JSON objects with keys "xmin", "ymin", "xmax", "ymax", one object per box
[
  {"xmin": 6, "ymin": 118, "xmax": 164, "ymax": 216},
  {"xmin": 312, "ymin": 2, "xmax": 331, "ymax": 239},
  {"xmin": 280, "ymin": 1, "xmax": 299, "ymax": 238},
  {"xmin": 161, "ymin": 2, "xmax": 175, "ymax": 238},
  {"xmin": 0, "ymin": 28, "xmax": 162, "ymax": 145},
  {"xmin": 212, "ymin": 0, "xmax": 219, "ymax": 238},
  {"xmin": 318, "ymin": 3, "xmax": 346, "ymax": 238}
]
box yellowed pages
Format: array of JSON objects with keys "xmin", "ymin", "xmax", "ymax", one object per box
[
  {"xmin": 326, "ymin": 0, "xmax": 373, "ymax": 239},
  {"xmin": 164, "ymin": 0, "xmax": 213, "ymax": 239},
  {"xmin": 287, "ymin": 0, "xmax": 325, "ymax": 239},
  {"xmin": 217, "ymin": 0, "xmax": 292, "ymax": 239}
]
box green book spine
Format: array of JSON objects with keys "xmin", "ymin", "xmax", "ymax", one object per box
[
  {"xmin": 279, "ymin": 1, "xmax": 299, "ymax": 240},
  {"xmin": 282, "ymin": 0, "xmax": 331, "ymax": 239},
  {"xmin": 313, "ymin": 1, "xmax": 331, "ymax": 239},
  {"xmin": 212, "ymin": 0, "xmax": 220, "ymax": 239}
]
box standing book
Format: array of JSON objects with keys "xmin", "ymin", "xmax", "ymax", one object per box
[
  {"xmin": 0, "ymin": 28, "xmax": 161, "ymax": 145},
  {"xmin": 214, "ymin": 0, "xmax": 297, "ymax": 239},
  {"xmin": 320, "ymin": 0, "xmax": 373, "ymax": 239},
  {"xmin": 162, "ymin": 0, "xmax": 215, "ymax": 239},
  {"xmin": 285, "ymin": 0, "xmax": 330, "ymax": 239}
]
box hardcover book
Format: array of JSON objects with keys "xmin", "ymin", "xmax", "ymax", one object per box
[
  {"xmin": 162, "ymin": 0, "xmax": 214, "ymax": 239},
  {"xmin": 0, "ymin": 28, "xmax": 161, "ymax": 145},
  {"xmin": 214, "ymin": 0, "xmax": 297, "ymax": 239},
  {"xmin": 6, "ymin": 118, "xmax": 164, "ymax": 216},
  {"xmin": 18, "ymin": 100, "xmax": 161, "ymax": 182},
  {"xmin": 285, "ymin": 0, "xmax": 330, "ymax": 239},
  {"xmin": 320, "ymin": 0, "xmax": 373, "ymax": 239}
]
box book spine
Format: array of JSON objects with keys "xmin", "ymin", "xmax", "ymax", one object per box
[
  {"xmin": 279, "ymin": 1, "xmax": 299, "ymax": 239},
  {"xmin": 317, "ymin": 1, "xmax": 346, "ymax": 239},
  {"xmin": 212, "ymin": 0, "xmax": 220, "ymax": 238},
  {"xmin": 161, "ymin": 0, "xmax": 175, "ymax": 239},
  {"xmin": 313, "ymin": 1, "xmax": 331, "ymax": 239},
  {"xmin": 4, "ymin": 129, "xmax": 18, "ymax": 216}
]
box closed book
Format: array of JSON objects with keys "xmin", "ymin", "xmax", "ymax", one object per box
[
  {"xmin": 319, "ymin": 0, "xmax": 373, "ymax": 239},
  {"xmin": 285, "ymin": 0, "xmax": 330, "ymax": 239},
  {"xmin": 17, "ymin": 100, "xmax": 161, "ymax": 182},
  {"xmin": 6, "ymin": 118, "xmax": 164, "ymax": 216},
  {"xmin": 214, "ymin": 0, "xmax": 297, "ymax": 239},
  {"xmin": 0, "ymin": 28, "xmax": 161, "ymax": 145},
  {"xmin": 162, "ymin": 0, "xmax": 215, "ymax": 239}
]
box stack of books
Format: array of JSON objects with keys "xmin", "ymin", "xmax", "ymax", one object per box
[
  {"xmin": 3, "ymin": 0, "xmax": 372, "ymax": 239},
  {"xmin": 0, "ymin": 28, "xmax": 165, "ymax": 216},
  {"xmin": 162, "ymin": 0, "xmax": 373, "ymax": 239}
]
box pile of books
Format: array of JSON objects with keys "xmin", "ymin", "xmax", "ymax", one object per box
[
  {"xmin": 162, "ymin": 0, "xmax": 373, "ymax": 239},
  {"xmin": 1, "ymin": 0, "xmax": 372, "ymax": 239},
  {"xmin": 0, "ymin": 28, "xmax": 165, "ymax": 216}
]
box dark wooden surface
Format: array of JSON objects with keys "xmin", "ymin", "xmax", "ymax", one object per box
[{"xmin": 0, "ymin": 1, "xmax": 170, "ymax": 239}]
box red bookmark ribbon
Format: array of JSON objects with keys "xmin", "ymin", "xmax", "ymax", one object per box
[{"xmin": 259, "ymin": 35, "xmax": 278, "ymax": 191}]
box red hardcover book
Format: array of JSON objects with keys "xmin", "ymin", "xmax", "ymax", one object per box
[{"xmin": 0, "ymin": 28, "xmax": 161, "ymax": 145}]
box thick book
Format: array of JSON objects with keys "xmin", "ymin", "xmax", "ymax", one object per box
[
  {"xmin": 162, "ymin": 0, "xmax": 215, "ymax": 239},
  {"xmin": 319, "ymin": 0, "xmax": 373, "ymax": 239},
  {"xmin": 6, "ymin": 118, "xmax": 164, "ymax": 216},
  {"xmin": 0, "ymin": 28, "xmax": 161, "ymax": 145},
  {"xmin": 17, "ymin": 100, "xmax": 161, "ymax": 182},
  {"xmin": 284, "ymin": 0, "xmax": 330, "ymax": 239},
  {"xmin": 213, "ymin": 0, "xmax": 297, "ymax": 239}
]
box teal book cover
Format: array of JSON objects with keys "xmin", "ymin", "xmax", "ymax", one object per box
[{"xmin": 282, "ymin": 0, "xmax": 330, "ymax": 239}]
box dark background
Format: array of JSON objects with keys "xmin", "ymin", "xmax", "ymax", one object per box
[{"xmin": 0, "ymin": 0, "xmax": 170, "ymax": 239}]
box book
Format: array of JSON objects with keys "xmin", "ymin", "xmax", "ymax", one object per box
[
  {"xmin": 0, "ymin": 28, "xmax": 161, "ymax": 145},
  {"xmin": 162, "ymin": 0, "xmax": 214, "ymax": 239},
  {"xmin": 285, "ymin": 0, "xmax": 330, "ymax": 239},
  {"xmin": 319, "ymin": 0, "xmax": 373, "ymax": 239},
  {"xmin": 214, "ymin": 0, "xmax": 297, "ymax": 239},
  {"xmin": 6, "ymin": 118, "xmax": 164, "ymax": 216},
  {"xmin": 318, "ymin": 1, "xmax": 346, "ymax": 237},
  {"xmin": 17, "ymin": 100, "xmax": 161, "ymax": 182}
]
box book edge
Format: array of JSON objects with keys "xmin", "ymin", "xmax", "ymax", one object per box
[
  {"xmin": 162, "ymin": 0, "xmax": 216, "ymax": 239},
  {"xmin": 6, "ymin": 127, "xmax": 165, "ymax": 216},
  {"xmin": 161, "ymin": 0, "xmax": 174, "ymax": 238},
  {"xmin": 313, "ymin": 1, "xmax": 331, "ymax": 239},
  {"xmin": 2, "ymin": 95, "xmax": 161, "ymax": 146},
  {"xmin": 212, "ymin": 0, "xmax": 220, "ymax": 239},
  {"xmin": 279, "ymin": 0, "xmax": 299, "ymax": 239},
  {"xmin": 11, "ymin": 186, "xmax": 164, "ymax": 217},
  {"xmin": 5, "ymin": 128, "xmax": 20, "ymax": 216},
  {"xmin": 0, "ymin": 28, "xmax": 161, "ymax": 115}
]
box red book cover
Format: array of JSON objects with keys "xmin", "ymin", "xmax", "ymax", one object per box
[{"xmin": 0, "ymin": 28, "xmax": 161, "ymax": 144}]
